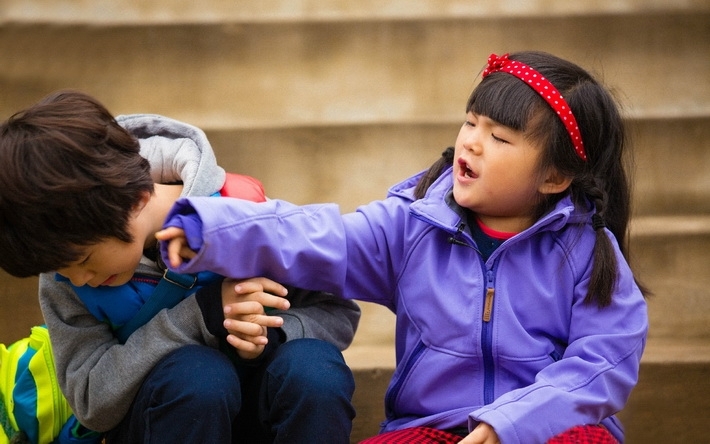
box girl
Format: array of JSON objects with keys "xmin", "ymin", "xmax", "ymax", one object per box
[{"xmin": 157, "ymin": 51, "xmax": 648, "ymax": 443}]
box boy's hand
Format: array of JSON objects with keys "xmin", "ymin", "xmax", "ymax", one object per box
[
  {"xmin": 155, "ymin": 226, "xmax": 196, "ymax": 268},
  {"xmin": 221, "ymin": 277, "xmax": 290, "ymax": 360}
]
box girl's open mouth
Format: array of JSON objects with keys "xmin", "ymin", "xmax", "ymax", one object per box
[{"xmin": 458, "ymin": 158, "xmax": 478, "ymax": 179}]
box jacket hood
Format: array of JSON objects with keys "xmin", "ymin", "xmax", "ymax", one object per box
[{"xmin": 116, "ymin": 114, "xmax": 226, "ymax": 197}]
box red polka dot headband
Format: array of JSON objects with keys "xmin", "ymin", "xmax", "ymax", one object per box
[{"xmin": 482, "ymin": 53, "xmax": 587, "ymax": 161}]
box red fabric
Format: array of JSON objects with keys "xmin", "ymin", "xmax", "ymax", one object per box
[
  {"xmin": 548, "ymin": 425, "xmax": 618, "ymax": 444},
  {"xmin": 358, "ymin": 427, "xmax": 461, "ymax": 444},
  {"xmin": 219, "ymin": 172, "xmax": 266, "ymax": 202},
  {"xmin": 358, "ymin": 425, "xmax": 618, "ymax": 444}
]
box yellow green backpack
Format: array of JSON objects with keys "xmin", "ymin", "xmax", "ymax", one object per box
[{"xmin": 0, "ymin": 326, "xmax": 100, "ymax": 444}]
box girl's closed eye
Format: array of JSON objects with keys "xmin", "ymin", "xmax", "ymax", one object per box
[{"xmin": 491, "ymin": 133, "xmax": 510, "ymax": 144}]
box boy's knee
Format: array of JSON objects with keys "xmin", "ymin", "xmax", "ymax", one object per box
[
  {"xmin": 144, "ymin": 345, "xmax": 241, "ymax": 407},
  {"xmin": 270, "ymin": 339, "xmax": 354, "ymax": 395}
]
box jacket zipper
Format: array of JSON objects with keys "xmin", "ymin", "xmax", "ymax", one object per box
[
  {"xmin": 443, "ymin": 218, "xmax": 497, "ymax": 405},
  {"xmin": 481, "ymin": 267, "xmax": 496, "ymax": 404}
]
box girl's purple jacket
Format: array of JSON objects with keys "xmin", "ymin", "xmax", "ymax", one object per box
[{"xmin": 163, "ymin": 168, "xmax": 648, "ymax": 444}]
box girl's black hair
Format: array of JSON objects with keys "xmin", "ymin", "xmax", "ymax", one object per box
[{"xmin": 415, "ymin": 51, "xmax": 648, "ymax": 307}]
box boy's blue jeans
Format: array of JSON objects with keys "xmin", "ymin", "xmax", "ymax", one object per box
[{"xmin": 105, "ymin": 338, "xmax": 356, "ymax": 443}]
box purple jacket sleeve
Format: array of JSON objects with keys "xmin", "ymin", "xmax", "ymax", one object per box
[
  {"xmin": 165, "ymin": 213, "xmax": 205, "ymax": 252},
  {"xmin": 161, "ymin": 197, "xmax": 350, "ymax": 294}
]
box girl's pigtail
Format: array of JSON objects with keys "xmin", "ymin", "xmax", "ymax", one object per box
[
  {"xmin": 585, "ymin": 177, "xmax": 617, "ymax": 307},
  {"xmin": 414, "ymin": 147, "xmax": 455, "ymax": 199}
]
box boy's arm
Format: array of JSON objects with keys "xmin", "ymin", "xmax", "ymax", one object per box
[
  {"xmin": 221, "ymin": 279, "xmax": 361, "ymax": 357},
  {"xmin": 39, "ymin": 273, "xmax": 218, "ymax": 432},
  {"xmin": 198, "ymin": 278, "xmax": 360, "ymax": 359},
  {"xmin": 198, "ymin": 277, "xmax": 289, "ymax": 360},
  {"xmin": 275, "ymin": 286, "xmax": 360, "ymax": 351}
]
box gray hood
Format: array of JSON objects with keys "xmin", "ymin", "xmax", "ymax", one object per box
[{"xmin": 116, "ymin": 114, "xmax": 226, "ymax": 197}]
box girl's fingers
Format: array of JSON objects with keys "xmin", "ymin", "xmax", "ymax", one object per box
[{"xmin": 232, "ymin": 278, "xmax": 288, "ymax": 297}]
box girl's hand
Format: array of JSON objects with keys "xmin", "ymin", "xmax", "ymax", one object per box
[
  {"xmin": 155, "ymin": 226, "xmax": 196, "ymax": 268},
  {"xmin": 221, "ymin": 277, "xmax": 290, "ymax": 360},
  {"xmin": 458, "ymin": 422, "xmax": 500, "ymax": 444}
]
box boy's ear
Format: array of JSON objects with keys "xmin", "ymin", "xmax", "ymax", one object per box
[
  {"xmin": 134, "ymin": 191, "xmax": 152, "ymax": 213},
  {"xmin": 539, "ymin": 168, "xmax": 572, "ymax": 195}
]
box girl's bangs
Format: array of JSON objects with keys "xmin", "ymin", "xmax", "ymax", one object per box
[{"xmin": 466, "ymin": 74, "xmax": 542, "ymax": 132}]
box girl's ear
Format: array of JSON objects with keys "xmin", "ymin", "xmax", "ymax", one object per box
[{"xmin": 539, "ymin": 168, "xmax": 572, "ymax": 195}]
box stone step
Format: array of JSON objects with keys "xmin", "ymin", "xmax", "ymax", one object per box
[
  {"xmin": 631, "ymin": 117, "xmax": 710, "ymax": 216},
  {"xmin": 1, "ymin": 13, "xmax": 708, "ymax": 124},
  {"xmin": 197, "ymin": 116, "xmax": 710, "ymax": 216},
  {"xmin": 3, "ymin": 0, "xmax": 709, "ymax": 24},
  {"xmin": 630, "ymin": 215, "xmax": 710, "ymax": 341}
]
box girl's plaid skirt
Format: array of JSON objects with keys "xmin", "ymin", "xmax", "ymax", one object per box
[{"xmin": 358, "ymin": 424, "xmax": 618, "ymax": 444}]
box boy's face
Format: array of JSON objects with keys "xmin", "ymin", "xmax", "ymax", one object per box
[
  {"xmin": 56, "ymin": 201, "xmax": 150, "ymax": 287},
  {"xmin": 56, "ymin": 235, "xmax": 146, "ymax": 287}
]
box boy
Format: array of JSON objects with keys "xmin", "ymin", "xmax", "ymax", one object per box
[{"xmin": 0, "ymin": 90, "xmax": 360, "ymax": 443}]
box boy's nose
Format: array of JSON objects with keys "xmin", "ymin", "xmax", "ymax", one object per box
[{"xmin": 60, "ymin": 268, "xmax": 95, "ymax": 287}]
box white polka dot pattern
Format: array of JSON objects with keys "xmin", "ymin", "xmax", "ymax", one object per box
[{"xmin": 482, "ymin": 53, "xmax": 587, "ymax": 162}]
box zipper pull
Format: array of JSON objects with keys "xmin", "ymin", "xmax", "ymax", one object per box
[
  {"xmin": 483, "ymin": 287, "xmax": 495, "ymax": 322},
  {"xmin": 483, "ymin": 269, "xmax": 495, "ymax": 322}
]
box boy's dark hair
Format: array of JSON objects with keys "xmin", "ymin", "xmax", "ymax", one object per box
[
  {"xmin": 415, "ymin": 51, "xmax": 648, "ymax": 307},
  {"xmin": 0, "ymin": 90, "xmax": 153, "ymax": 277}
]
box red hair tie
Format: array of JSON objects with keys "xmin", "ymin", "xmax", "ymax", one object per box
[{"xmin": 482, "ymin": 53, "xmax": 587, "ymax": 162}]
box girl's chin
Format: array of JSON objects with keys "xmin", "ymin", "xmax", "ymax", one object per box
[{"xmin": 452, "ymin": 188, "xmax": 472, "ymax": 207}]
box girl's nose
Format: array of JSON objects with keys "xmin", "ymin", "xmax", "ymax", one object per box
[{"xmin": 463, "ymin": 129, "xmax": 483, "ymax": 154}]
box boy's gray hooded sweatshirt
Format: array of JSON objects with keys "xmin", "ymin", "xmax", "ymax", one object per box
[{"xmin": 38, "ymin": 114, "xmax": 360, "ymax": 432}]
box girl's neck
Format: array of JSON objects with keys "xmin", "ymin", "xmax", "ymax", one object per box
[
  {"xmin": 474, "ymin": 217, "xmax": 519, "ymax": 240},
  {"xmin": 475, "ymin": 213, "xmax": 533, "ymax": 234}
]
